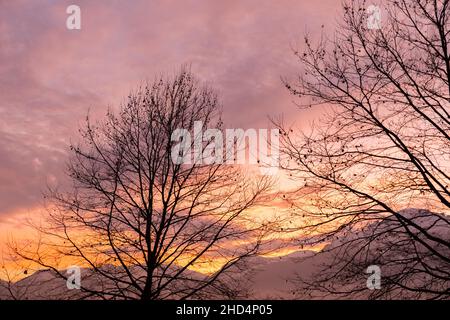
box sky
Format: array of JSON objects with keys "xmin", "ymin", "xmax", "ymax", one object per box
[{"xmin": 0, "ymin": 0, "xmax": 342, "ymax": 246}]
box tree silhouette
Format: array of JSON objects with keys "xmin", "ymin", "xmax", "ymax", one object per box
[
  {"xmin": 11, "ymin": 69, "xmax": 274, "ymax": 300},
  {"xmin": 278, "ymin": 0, "xmax": 450, "ymax": 299}
]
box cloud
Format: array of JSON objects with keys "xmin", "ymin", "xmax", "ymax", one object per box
[{"xmin": 0, "ymin": 0, "xmax": 340, "ymax": 219}]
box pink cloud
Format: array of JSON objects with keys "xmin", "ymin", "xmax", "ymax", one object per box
[{"xmin": 0, "ymin": 0, "xmax": 341, "ymax": 219}]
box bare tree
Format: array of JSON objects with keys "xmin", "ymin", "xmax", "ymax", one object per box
[
  {"xmin": 0, "ymin": 256, "xmax": 70, "ymax": 300},
  {"xmin": 11, "ymin": 69, "xmax": 274, "ymax": 300},
  {"xmin": 0, "ymin": 256, "xmax": 30, "ymax": 300},
  {"xmin": 278, "ymin": 0, "xmax": 450, "ymax": 299}
]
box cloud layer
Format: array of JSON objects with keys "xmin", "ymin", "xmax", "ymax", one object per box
[{"xmin": 0, "ymin": 0, "xmax": 340, "ymax": 220}]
